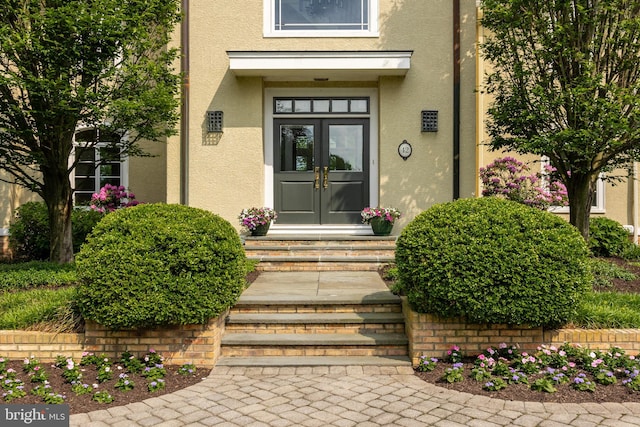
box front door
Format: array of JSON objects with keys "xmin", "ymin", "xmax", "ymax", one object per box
[{"xmin": 274, "ymin": 118, "xmax": 369, "ymax": 224}]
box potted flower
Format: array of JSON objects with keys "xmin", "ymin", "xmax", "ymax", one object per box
[
  {"xmin": 239, "ymin": 207, "xmax": 277, "ymax": 236},
  {"xmin": 361, "ymin": 207, "xmax": 401, "ymax": 236}
]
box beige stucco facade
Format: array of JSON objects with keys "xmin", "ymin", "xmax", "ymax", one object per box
[
  {"xmin": 166, "ymin": 0, "xmax": 479, "ymax": 233},
  {"xmin": 2, "ymin": 0, "xmax": 637, "ymax": 255}
]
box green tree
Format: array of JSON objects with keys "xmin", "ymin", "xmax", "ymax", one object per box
[
  {"xmin": 481, "ymin": 0, "xmax": 640, "ymax": 240},
  {"xmin": 0, "ymin": 0, "xmax": 181, "ymax": 263}
]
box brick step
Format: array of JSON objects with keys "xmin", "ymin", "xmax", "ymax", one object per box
[
  {"xmin": 243, "ymin": 237, "xmax": 397, "ymax": 248},
  {"xmin": 216, "ymin": 355, "xmax": 412, "ymax": 367},
  {"xmin": 243, "ymin": 237, "xmax": 396, "ymax": 271},
  {"xmin": 220, "ymin": 333, "xmax": 408, "ymax": 357},
  {"xmin": 231, "ymin": 302, "xmax": 402, "ymax": 315},
  {"xmin": 246, "ymin": 247, "xmax": 395, "ymax": 258},
  {"xmin": 225, "ymin": 312, "xmax": 406, "ymax": 334},
  {"xmin": 252, "ymin": 259, "xmax": 393, "ymax": 272}
]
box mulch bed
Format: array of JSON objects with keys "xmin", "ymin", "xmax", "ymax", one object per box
[
  {"xmin": 415, "ymin": 360, "xmax": 640, "ymax": 404},
  {"xmin": 2, "ymin": 360, "xmax": 207, "ymax": 414}
]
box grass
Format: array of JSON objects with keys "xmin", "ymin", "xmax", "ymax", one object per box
[
  {"xmin": 2, "ymin": 257, "xmax": 640, "ymax": 330},
  {"xmin": 574, "ymin": 291, "xmax": 640, "ymax": 329},
  {"xmin": 0, "ymin": 286, "xmax": 81, "ymax": 331},
  {"xmin": 0, "ymin": 258, "xmax": 258, "ymax": 331},
  {"xmin": 0, "ymin": 261, "xmax": 77, "ymax": 291}
]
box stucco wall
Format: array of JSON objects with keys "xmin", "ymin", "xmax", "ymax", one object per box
[{"xmin": 177, "ymin": 0, "xmax": 479, "ymax": 231}]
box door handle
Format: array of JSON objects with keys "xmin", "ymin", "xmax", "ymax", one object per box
[
  {"xmin": 314, "ymin": 167, "xmax": 320, "ymax": 190},
  {"xmin": 323, "ymin": 166, "xmax": 329, "ymax": 189}
]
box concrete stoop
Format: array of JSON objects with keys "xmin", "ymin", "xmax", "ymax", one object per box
[{"xmin": 219, "ymin": 269, "xmax": 410, "ymax": 367}]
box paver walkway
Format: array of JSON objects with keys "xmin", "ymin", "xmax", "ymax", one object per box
[
  {"xmin": 71, "ymin": 365, "xmax": 640, "ymax": 426},
  {"xmin": 70, "ymin": 271, "xmax": 640, "ymax": 426}
]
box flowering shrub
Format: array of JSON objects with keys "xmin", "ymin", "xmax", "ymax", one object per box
[
  {"xmin": 442, "ymin": 363, "xmax": 464, "ymax": 383},
  {"xmin": 178, "ymin": 364, "xmax": 197, "ymax": 376},
  {"xmin": 360, "ymin": 207, "xmax": 401, "ymax": 224},
  {"xmin": 479, "ymin": 157, "xmax": 568, "ymax": 210},
  {"xmin": 416, "ymin": 356, "xmax": 438, "ymax": 372},
  {"xmin": 239, "ymin": 207, "xmax": 277, "ymax": 231},
  {"xmin": 147, "ymin": 378, "xmax": 165, "ymax": 392},
  {"xmin": 115, "ymin": 373, "xmax": 135, "ymax": 391},
  {"xmin": 447, "ymin": 345, "xmax": 463, "ymax": 363},
  {"xmin": 92, "ymin": 390, "xmax": 113, "ymax": 403},
  {"xmin": 89, "ymin": 183, "xmax": 139, "ymax": 213}
]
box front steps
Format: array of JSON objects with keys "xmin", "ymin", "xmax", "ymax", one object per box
[
  {"xmin": 243, "ymin": 235, "xmax": 396, "ymax": 271},
  {"xmin": 218, "ymin": 271, "xmax": 410, "ymax": 367}
]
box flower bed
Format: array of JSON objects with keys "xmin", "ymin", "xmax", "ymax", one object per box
[
  {"xmin": 0, "ymin": 351, "xmax": 204, "ymax": 414},
  {"xmin": 415, "ymin": 343, "xmax": 640, "ymax": 403}
]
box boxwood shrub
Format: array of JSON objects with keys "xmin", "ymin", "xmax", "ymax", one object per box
[
  {"xmin": 75, "ymin": 203, "xmax": 246, "ymax": 329},
  {"xmin": 395, "ymin": 198, "xmax": 592, "ymax": 327},
  {"xmin": 588, "ymin": 217, "xmax": 630, "ymax": 257}
]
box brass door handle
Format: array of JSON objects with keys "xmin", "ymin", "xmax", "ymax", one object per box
[
  {"xmin": 323, "ymin": 166, "xmax": 329, "ymax": 189},
  {"xmin": 314, "ymin": 167, "xmax": 320, "ymax": 190}
]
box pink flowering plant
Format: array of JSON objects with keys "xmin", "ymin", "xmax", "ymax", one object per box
[
  {"xmin": 417, "ymin": 342, "xmax": 640, "ymax": 395},
  {"xmin": 239, "ymin": 207, "xmax": 278, "ymax": 231},
  {"xmin": 479, "ymin": 157, "xmax": 568, "ymax": 210},
  {"xmin": 89, "ymin": 183, "xmax": 139, "ymax": 213},
  {"xmin": 360, "ymin": 207, "xmax": 401, "ymax": 224}
]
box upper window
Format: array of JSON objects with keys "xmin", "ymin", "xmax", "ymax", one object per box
[
  {"xmin": 265, "ymin": 0, "xmax": 378, "ymax": 37},
  {"xmin": 72, "ymin": 129, "xmax": 128, "ymax": 205}
]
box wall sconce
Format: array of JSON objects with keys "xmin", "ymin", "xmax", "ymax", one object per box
[
  {"xmin": 421, "ymin": 110, "xmax": 438, "ymax": 132},
  {"xmin": 207, "ymin": 111, "xmax": 223, "ymax": 133}
]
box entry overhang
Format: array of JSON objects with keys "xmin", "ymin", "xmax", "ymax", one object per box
[{"xmin": 227, "ymin": 51, "xmax": 412, "ymax": 81}]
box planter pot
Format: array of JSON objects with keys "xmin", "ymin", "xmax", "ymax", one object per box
[
  {"xmin": 250, "ymin": 222, "xmax": 271, "ymax": 236},
  {"xmin": 370, "ymin": 217, "xmax": 394, "ymax": 236}
]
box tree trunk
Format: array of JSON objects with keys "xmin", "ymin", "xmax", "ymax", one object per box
[
  {"xmin": 43, "ymin": 170, "xmax": 74, "ymax": 264},
  {"xmin": 566, "ymin": 173, "xmax": 596, "ymax": 242}
]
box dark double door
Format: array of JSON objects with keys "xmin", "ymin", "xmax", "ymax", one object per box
[{"xmin": 274, "ymin": 118, "xmax": 369, "ymax": 225}]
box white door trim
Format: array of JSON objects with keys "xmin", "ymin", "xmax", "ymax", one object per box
[{"xmin": 264, "ymin": 87, "xmax": 379, "ymax": 233}]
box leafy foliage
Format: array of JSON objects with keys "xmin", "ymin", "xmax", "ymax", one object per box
[
  {"xmin": 395, "ymin": 198, "xmax": 592, "ymax": 327},
  {"xmin": 0, "ymin": 261, "xmax": 76, "ymax": 292},
  {"xmin": 9, "ymin": 202, "xmax": 104, "ymax": 260},
  {"xmin": 588, "ymin": 217, "xmax": 632, "ymax": 257},
  {"xmin": 481, "ymin": 0, "xmax": 640, "ymax": 239},
  {"xmin": 75, "ymin": 204, "xmax": 247, "ymax": 329},
  {"xmin": 0, "ymin": 0, "xmax": 181, "ymax": 262}
]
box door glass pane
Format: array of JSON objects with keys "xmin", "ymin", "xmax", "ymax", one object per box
[
  {"xmin": 329, "ymin": 125, "xmax": 363, "ymax": 171},
  {"xmin": 280, "ymin": 125, "xmax": 315, "ymax": 171}
]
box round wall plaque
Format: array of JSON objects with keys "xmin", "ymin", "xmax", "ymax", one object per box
[{"xmin": 398, "ymin": 140, "xmax": 412, "ymax": 161}]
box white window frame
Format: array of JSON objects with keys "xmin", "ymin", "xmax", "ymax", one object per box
[
  {"xmin": 541, "ymin": 158, "xmax": 605, "ymax": 214},
  {"xmin": 70, "ymin": 128, "xmax": 129, "ymax": 206},
  {"xmin": 264, "ymin": 0, "xmax": 379, "ymax": 38}
]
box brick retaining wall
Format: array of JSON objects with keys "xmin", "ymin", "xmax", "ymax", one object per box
[
  {"xmin": 403, "ymin": 298, "xmax": 640, "ymax": 365},
  {"xmin": 3, "ymin": 304, "xmax": 639, "ymax": 368},
  {"xmin": 0, "ymin": 331, "xmax": 85, "ymax": 360},
  {"xmin": 0, "ymin": 310, "xmax": 228, "ymax": 368}
]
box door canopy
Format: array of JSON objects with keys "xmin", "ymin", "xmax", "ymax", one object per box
[{"xmin": 227, "ymin": 51, "xmax": 412, "ymax": 81}]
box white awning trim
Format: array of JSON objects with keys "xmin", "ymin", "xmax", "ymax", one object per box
[{"xmin": 227, "ymin": 51, "xmax": 412, "ymax": 81}]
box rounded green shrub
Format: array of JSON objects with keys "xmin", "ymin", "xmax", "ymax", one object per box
[
  {"xmin": 9, "ymin": 202, "xmax": 105, "ymax": 260},
  {"xmin": 588, "ymin": 217, "xmax": 630, "ymax": 257},
  {"xmin": 395, "ymin": 198, "xmax": 592, "ymax": 327},
  {"xmin": 75, "ymin": 203, "xmax": 246, "ymax": 329},
  {"xmin": 9, "ymin": 202, "xmax": 50, "ymax": 260}
]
